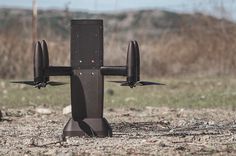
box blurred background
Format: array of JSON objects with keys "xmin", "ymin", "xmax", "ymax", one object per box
[
  {"xmin": 2, "ymin": 2, "xmax": 236, "ymax": 154},
  {"xmin": 2, "ymin": 0, "xmax": 236, "ymax": 110},
  {"xmin": 1, "ymin": 0, "xmax": 236, "ymax": 78}
]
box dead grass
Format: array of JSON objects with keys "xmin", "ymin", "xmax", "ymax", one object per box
[
  {"xmin": 139, "ymin": 14, "xmax": 236, "ymax": 76},
  {"xmin": 1, "ymin": 10, "xmax": 236, "ymax": 78}
]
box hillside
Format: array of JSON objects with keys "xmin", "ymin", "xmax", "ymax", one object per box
[
  {"xmin": 0, "ymin": 8, "xmax": 185, "ymax": 39},
  {"xmin": 0, "ymin": 8, "xmax": 236, "ymax": 78}
]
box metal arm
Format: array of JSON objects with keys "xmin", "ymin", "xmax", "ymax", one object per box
[
  {"xmin": 46, "ymin": 66, "xmax": 72, "ymax": 76},
  {"xmin": 100, "ymin": 66, "xmax": 127, "ymax": 76}
]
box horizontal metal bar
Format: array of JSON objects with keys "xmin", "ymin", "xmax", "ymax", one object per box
[
  {"xmin": 100, "ymin": 66, "xmax": 127, "ymax": 76},
  {"xmin": 46, "ymin": 66, "xmax": 72, "ymax": 76}
]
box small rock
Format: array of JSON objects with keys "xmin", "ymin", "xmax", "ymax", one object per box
[
  {"xmin": 158, "ymin": 141, "xmax": 167, "ymax": 147},
  {"xmin": 35, "ymin": 108, "xmax": 52, "ymax": 115},
  {"xmin": 3, "ymin": 89, "xmax": 8, "ymax": 94},
  {"xmin": 55, "ymin": 143, "xmax": 61, "ymax": 147},
  {"xmin": 63, "ymin": 105, "xmax": 71, "ymax": 115},
  {"xmin": 159, "ymin": 120, "xmax": 170, "ymax": 126},
  {"xmin": 200, "ymin": 95, "xmax": 206, "ymax": 100},
  {"xmin": 122, "ymin": 113, "xmax": 130, "ymax": 117},
  {"xmin": 145, "ymin": 106, "xmax": 156, "ymax": 110},
  {"xmin": 175, "ymin": 146, "xmax": 186, "ymax": 151},
  {"xmin": 44, "ymin": 149, "xmax": 57, "ymax": 155},
  {"xmin": 207, "ymin": 120, "xmax": 215, "ymax": 125},
  {"xmin": 1, "ymin": 81, "xmax": 6, "ymax": 88},
  {"xmin": 129, "ymin": 107, "xmax": 141, "ymax": 112},
  {"xmin": 147, "ymin": 138, "xmax": 158, "ymax": 143},
  {"xmin": 125, "ymin": 97, "xmax": 136, "ymax": 102},
  {"xmin": 25, "ymin": 138, "xmax": 35, "ymax": 147}
]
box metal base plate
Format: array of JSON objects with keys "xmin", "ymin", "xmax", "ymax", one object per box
[{"xmin": 63, "ymin": 118, "xmax": 112, "ymax": 137}]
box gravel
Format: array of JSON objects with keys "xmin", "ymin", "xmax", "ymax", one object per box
[{"xmin": 1, "ymin": 107, "xmax": 236, "ymax": 155}]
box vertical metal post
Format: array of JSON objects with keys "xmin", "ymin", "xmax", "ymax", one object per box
[{"xmin": 32, "ymin": 0, "xmax": 37, "ymax": 45}]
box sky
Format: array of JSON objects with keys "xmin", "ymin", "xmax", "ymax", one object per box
[{"xmin": 0, "ymin": 0, "xmax": 236, "ymax": 19}]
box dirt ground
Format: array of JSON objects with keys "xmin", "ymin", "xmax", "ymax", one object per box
[{"xmin": 1, "ymin": 107, "xmax": 236, "ymax": 155}]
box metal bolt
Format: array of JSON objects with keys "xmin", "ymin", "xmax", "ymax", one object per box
[
  {"xmin": 79, "ymin": 72, "xmax": 82, "ymax": 75},
  {"xmin": 91, "ymin": 72, "xmax": 95, "ymax": 76},
  {"xmin": 79, "ymin": 60, "xmax": 82, "ymax": 63},
  {"xmin": 91, "ymin": 60, "xmax": 95, "ymax": 63}
]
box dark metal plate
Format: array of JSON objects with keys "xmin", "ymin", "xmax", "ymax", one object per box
[{"xmin": 71, "ymin": 20, "xmax": 103, "ymax": 69}]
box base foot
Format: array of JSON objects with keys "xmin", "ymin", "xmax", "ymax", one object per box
[{"xmin": 63, "ymin": 118, "xmax": 112, "ymax": 137}]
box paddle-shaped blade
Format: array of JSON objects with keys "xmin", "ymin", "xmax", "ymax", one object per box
[
  {"xmin": 11, "ymin": 81, "xmax": 35, "ymax": 86},
  {"xmin": 120, "ymin": 83, "xmax": 129, "ymax": 86},
  {"xmin": 34, "ymin": 42, "xmax": 44, "ymax": 82},
  {"xmin": 136, "ymin": 81, "xmax": 166, "ymax": 86},
  {"xmin": 11, "ymin": 81, "xmax": 67, "ymax": 88},
  {"xmin": 108, "ymin": 80, "xmax": 165, "ymax": 87},
  {"xmin": 33, "ymin": 81, "xmax": 67, "ymax": 88},
  {"xmin": 41, "ymin": 40, "xmax": 50, "ymax": 82}
]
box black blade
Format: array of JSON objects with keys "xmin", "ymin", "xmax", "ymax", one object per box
[
  {"xmin": 47, "ymin": 81, "xmax": 68, "ymax": 86},
  {"xmin": 11, "ymin": 81, "xmax": 35, "ymax": 86},
  {"xmin": 136, "ymin": 81, "xmax": 166, "ymax": 86},
  {"xmin": 120, "ymin": 82, "xmax": 129, "ymax": 86}
]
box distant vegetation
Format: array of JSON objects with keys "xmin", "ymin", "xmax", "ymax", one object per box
[{"xmin": 0, "ymin": 8, "xmax": 236, "ymax": 78}]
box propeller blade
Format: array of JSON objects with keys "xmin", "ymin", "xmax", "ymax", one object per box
[
  {"xmin": 120, "ymin": 83, "xmax": 129, "ymax": 86},
  {"xmin": 136, "ymin": 81, "xmax": 166, "ymax": 86},
  {"xmin": 11, "ymin": 81, "xmax": 35, "ymax": 86},
  {"xmin": 11, "ymin": 81, "xmax": 67, "ymax": 87},
  {"xmin": 41, "ymin": 40, "xmax": 50, "ymax": 82},
  {"xmin": 47, "ymin": 81, "xmax": 68, "ymax": 86}
]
